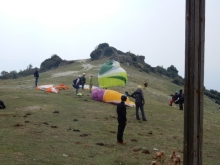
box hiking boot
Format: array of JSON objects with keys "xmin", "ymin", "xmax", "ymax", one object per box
[
  {"xmin": 117, "ymin": 142, "xmax": 126, "ymax": 145},
  {"xmin": 143, "ymin": 119, "xmax": 147, "ymax": 121}
]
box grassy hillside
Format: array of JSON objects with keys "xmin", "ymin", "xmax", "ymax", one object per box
[{"xmin": 0, "ymin": 57, "xmax": 219, "ymax": 165}]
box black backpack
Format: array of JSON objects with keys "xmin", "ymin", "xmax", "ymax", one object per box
[{"xmin": 0, "ymin": 100, "xmax": 6, "ymax": 109}]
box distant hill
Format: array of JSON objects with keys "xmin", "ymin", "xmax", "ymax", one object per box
[{"xmin": 0, "ymin": 43, "xmax": 219, "ymax": 105}]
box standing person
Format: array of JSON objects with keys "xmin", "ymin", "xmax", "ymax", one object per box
[
  {"xmin": 130, "ymin": 86, "xmax": 147, "ymax": 121},
  {"xmin": 175, "ymin": 89, "xmax": 184, "ymax": 110},
  {"xmin": 34, "ymin": 68, "xmax": 39, "ymax": 87},
  {"xmin": 75, "ymin": 75, "xmax": 81, "ymax": 94},
  {"xmin": 117, "ymin": 95, "xmax": 127, "ymax": 144},
  {"xmin": 143, "ymin": 81, "xmax": 148, "ymax": 89},
  {"xmin": 89, "ymin": 75, "xmax": 93, "ymax": 93},
  {"xmin": 81, "ymin": 73, "xmax": 86, "ymax": 90}
]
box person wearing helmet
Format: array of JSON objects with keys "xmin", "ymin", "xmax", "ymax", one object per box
[
  {"xmin": 169, "ymin": 91, "xmax": 178, "ymax": 106},
  {"xmin": 130, "ymin": 86, "xmax": 147, "ymax": 121},
  {"xmin": 116, "ymin": 95, "xmax": 128, "ymax": 144}
]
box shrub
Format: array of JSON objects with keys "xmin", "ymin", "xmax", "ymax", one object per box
[
  {"xmin": 90, "ymin": 49, "xmax": 102, "ymax": 60},
  {"xmin": 97, "ymin": 43, "xmax": 109, "ymax": 50},
  {"xmin": 104, "ymin": 47, "xmax": 114, "ymax": 57},
  {"xmin": 40, "ymin": 54, "xmax": 62, "ymax": 72},
  {"xmin": 171, "ymin": 76, "xmax": 184, "ymax": 86}
]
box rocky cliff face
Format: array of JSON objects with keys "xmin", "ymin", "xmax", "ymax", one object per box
[{"xmin": 90, "ymin": 43, "xmax": 151, "ymax": 73}]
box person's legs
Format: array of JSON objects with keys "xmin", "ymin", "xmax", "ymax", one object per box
[
  {"xmin": 117, "ymin": 121, "xmax": 126, "ymax": 142},
  {"xmin": 76, "ymin": 88, "xmax": 79, "ymax": 94},
  {"xmin": 35, "ymin": 77, "xmax": 38, "ymax": 86},
  {"xmin": 170, "ymin": 99, "xmax": 174, "ymax": 106},
  {"xmin": 89, "ymin": 84, "xmax": 92, "ymax": 93},
  {"xmin": 179, "ymin": 103, "xmax": 183, "ymax": 110},
  {"xmin": 140, "ymin": 105, "xmax": 147, "ymax": 120},
  {"xmin": 82, "ymin": 83, "xmax": 84, "ymax": 90},
  {"xmin": 135, "ymin": 103, "xmax": 140, "ymax": 120}
]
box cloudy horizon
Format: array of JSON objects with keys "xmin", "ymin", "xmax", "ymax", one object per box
[{"xmin": 0, "ymin": 0, "xmax": 219, "ymax": 91}]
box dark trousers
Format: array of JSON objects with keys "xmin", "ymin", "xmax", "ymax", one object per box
[
  {"xmin": 35, "ymin": 77, "xmax": 38, "ymax": 86},
  {"xmin": 179, "ymin": 103, "xmax": 183, "ymax": 110},
  {"xmin": 82, "ymin": 83, "xmax": 85, "ymax": 89},
  {"xmin": 117, "ymin": 121, "xmax": 126, "ymax": 142},
  {"xmin": 135, "ymin": 102, "xmax": 146, "ymax": 120}
]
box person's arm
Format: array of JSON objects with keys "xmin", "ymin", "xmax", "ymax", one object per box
[
  {"xmin": 130, "ymin": 92, "xmax": 136, "ymax": 98},
  {"xmin": 174, "ymin": 95, "xmax": 180, "ymax": 103},
  {"xmin": 76, "ymin": 78, "xmax": 80, "ymax": 85}
]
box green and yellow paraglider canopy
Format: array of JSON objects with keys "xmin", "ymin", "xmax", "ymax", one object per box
[{"xmin": 98, "ymin": 60, "xmax": 128, "ymax": 88}]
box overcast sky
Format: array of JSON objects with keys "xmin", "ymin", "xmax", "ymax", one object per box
[{"xmin": 0, "ymin": 0, "xmax": 219, "ymax": 91}]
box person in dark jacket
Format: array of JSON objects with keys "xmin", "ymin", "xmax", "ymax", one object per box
[
  {"xmin": 0, "ymin": 100, "xmax": 6, "ymax": 109},
  {"xmin": 174, "ymin": 89, "xmax": 184, "ymax": 110},
  {"xmin": 130, "ymin": 86, "xmax": 147, "ymax": 121},
  {"xmin": 80, "ymin": 73, "xmax": 86, "ymax": 90},
  {"xmin": 34, "ymin": 68, "xmax": 39, "ymax": 87},
  {"xmin": 117, "ymin": 95, "xmax": 127, "ymax": 144}
]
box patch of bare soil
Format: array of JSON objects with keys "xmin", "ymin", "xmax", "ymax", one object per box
[
  {"xmin": 51, "ymin": 62, "xmax": 95, "ymax": 78},
  {"xmin": 16, "ymin": 106, "xmax": 41, "ymax": 111},
  {"xmin": 52, "ymin": 71, "xmax": 78, "ymax": 78}
]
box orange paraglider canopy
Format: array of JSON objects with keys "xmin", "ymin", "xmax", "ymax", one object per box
[{"xmin": 54, "ymin": 84, "xmax": 70, "ymax": 90}]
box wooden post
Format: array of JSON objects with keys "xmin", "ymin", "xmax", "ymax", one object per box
[{"xmin": 184, "ymin": 0, "xmax": 205, "ymax": 164}]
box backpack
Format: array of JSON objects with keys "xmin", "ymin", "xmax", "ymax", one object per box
[
  {"xmin": 73, "ymin": 78, "xmax": 77, "ymax": 85},
  {"xmin": 72, "ymin": 78, "xmax": 79, "ymax": 89},
  {"xmin": 0, "ymin": 100, "xmax": 6, "ymax": 109}
]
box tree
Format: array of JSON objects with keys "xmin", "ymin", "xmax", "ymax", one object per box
[
  {"xmin": 1, "ymin": 71, "xmax": 8, "ymax": 76},
  {"xmin": 90, "ymin": 49, "xmax": 102, "ymax": 60},
  {"xmin": 9, "ymin": 70, "xmax": 18, "ymax": 79},
  {"xmin": 40, "ymin": 54, "xmax": 63, "ymax": 72},
  {"xmin": 167, "ymin": 65, "xmax": 178, "ymax": 74},
  {"xmin": 97, "ymin": 43, "xmax": 109, "ymax": 50}
]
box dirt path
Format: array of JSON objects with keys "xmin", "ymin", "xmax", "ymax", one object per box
[{"xmin": 52, "ymin": 61, "xmax": 95, "ymax": 78}]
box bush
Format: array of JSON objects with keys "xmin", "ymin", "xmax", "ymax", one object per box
[
  {"xmin": 97, "ymin": 43, "xmax": 109, "ymax": 50},
  {"xmin": 90, "ymin": 49, "xmax": 102, "ymax": 60},
  {"xmin": 104, "ymin": 47, "xmax": 114, "ymax": 57},
  {"xmin": 171, "ymin": 76, "xmax": 184, "ymax": 86},
  {"xmin": 155, "ymin": 66, "xmax": 169, "ymax": 77},
  {"xmin": 40, "ymin": 54, "xmax": 62, "ymax": 72},
  {"xmin": 127, "ymin": 53, "xmax": 137, "ymax": 61}
]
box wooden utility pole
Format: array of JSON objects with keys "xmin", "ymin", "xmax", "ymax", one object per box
[{"xmin": 184, "ymin": 0, "xmax": 205, "ymax": 164}]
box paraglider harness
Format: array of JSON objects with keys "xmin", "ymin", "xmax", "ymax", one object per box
[
  {"xmin": 72, "ymin": 78, "xmax": 80, "ymax": 89},
  {"xmin": 174, "ymin": 93, "xmax": 184, "ymax": 104}
]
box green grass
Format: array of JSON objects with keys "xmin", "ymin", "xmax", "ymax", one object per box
[{"xmin": 0, "ymin": 57, "xmax": 219, "ymax": 165}]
